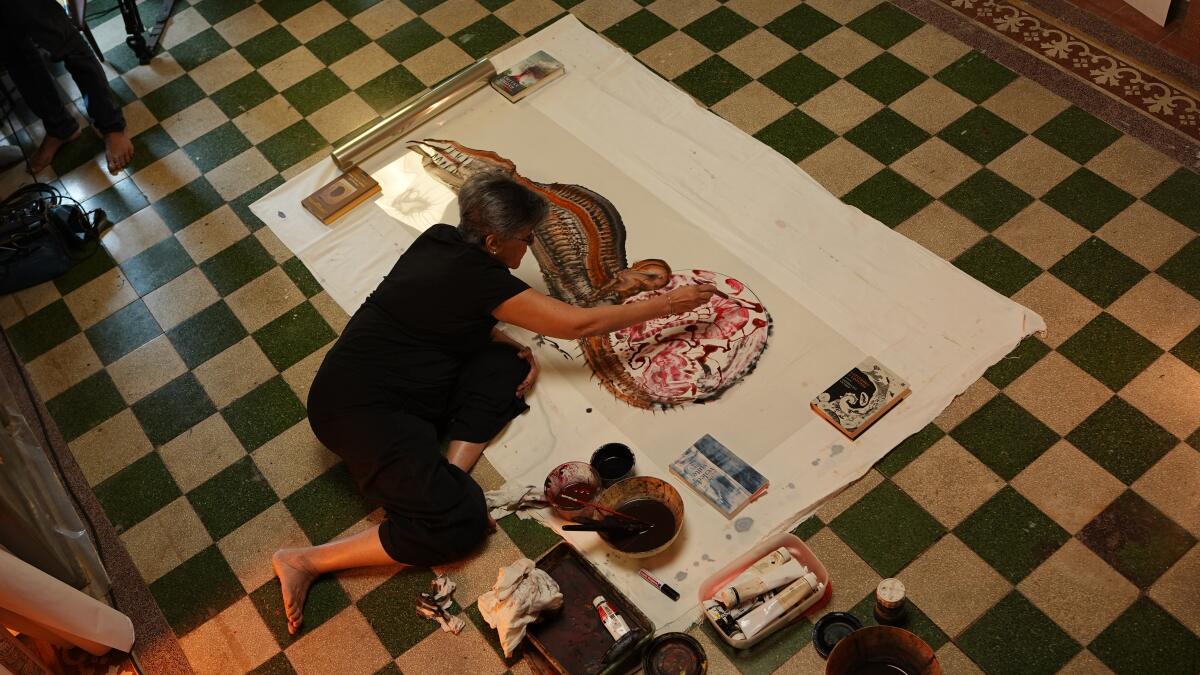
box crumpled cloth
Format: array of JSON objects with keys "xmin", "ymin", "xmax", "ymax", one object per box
[
  {"xmin": 484, "ymin": 484, "xmax": 548, "ymax": 519},
  {"xmin": 416, "ymin": 574, "xmax": 465, "ymax": 634},
  {"xmin": 477, "ymin": 558, "xmax": 563, "ymax": 656}
]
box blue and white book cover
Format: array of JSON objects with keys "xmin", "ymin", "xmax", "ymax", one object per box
[{"xmin": 670, "ymin": 434, "xmax": 768, "ymax": 517}]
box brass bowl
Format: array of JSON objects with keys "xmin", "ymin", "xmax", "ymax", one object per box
[
  {"xmin": 825, "ymin": 626, "xmax": 941, "ymax": 675},
  {"xmin": 594, "ymin": 476, "xmax": 684, "ymax": 558}
]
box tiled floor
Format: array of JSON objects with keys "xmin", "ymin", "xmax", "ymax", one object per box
[{"xmin": 2, "ymin": 0, "xmax": 1199, "ymax": 673}]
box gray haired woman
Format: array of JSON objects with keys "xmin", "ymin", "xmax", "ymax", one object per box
[{"xmin": 273, "ymin": 172, "xmax": 715, "ymax": 634}]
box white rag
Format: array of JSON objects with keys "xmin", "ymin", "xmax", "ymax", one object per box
[
  {"xmin": 477, "ymin": 558, "xmax": 563, "ymax": 657},
  {"xmin": 416, "ymin": 574, "xmax": 465, "ymax": 634},
  {"xmin": 484, "ymin": 484, "xmax": 548, "ymax": 520}
]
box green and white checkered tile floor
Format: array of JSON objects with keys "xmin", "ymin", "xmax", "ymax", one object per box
[{"xmin": 2, "ymin": 0, "xmax": 1199, "ymax": 673}]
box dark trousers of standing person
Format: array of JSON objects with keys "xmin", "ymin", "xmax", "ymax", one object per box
[{"xmin": 0, "ymin": 0, "xmax": 125, "ymax": 141}]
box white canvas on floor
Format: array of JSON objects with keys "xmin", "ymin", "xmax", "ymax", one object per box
[{"xmin": 253, "ymin": 15, "xmax": 1044, "ymax": 633}]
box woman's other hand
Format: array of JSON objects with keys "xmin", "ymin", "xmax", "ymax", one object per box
[
  {"xmin": 516, "ymin": 347, "xmax": 538, "ymax": 397},
  {"xmin": 662, "ymin": 284, "xmax": 717, "ymax": 316}
]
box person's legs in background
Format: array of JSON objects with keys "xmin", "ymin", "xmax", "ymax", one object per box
[
  {"xmin": 0, "ymin": 30, "xmax": 82, "ymax": 172},
  {"xmin": 0, "ymin": 0, "xmax": 132, "ymax": 175}
]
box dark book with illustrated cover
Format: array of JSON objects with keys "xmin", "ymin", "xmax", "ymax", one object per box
[
  {"xmin": 811, "ymin": 357, "xmax": 910, "ymax": 440},
  {"xmin": 670, "ymin": 434, "xmax": 769, "ymax": 518},
  {"xmin": 301, "ymin": 167, "xmax": 381, "ymax": 224},
  {"xmin": 490, "ymin": 51, "xmax": 565, "ymax": 102}
]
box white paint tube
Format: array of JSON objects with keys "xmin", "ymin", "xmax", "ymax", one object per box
[
  {"xmin": 714, "ymin": 547, "xmax": 792, "ymax": 608},
  {"xmin": 705, "ymin": 595, "xmax": 770, "ymax": 637},
  {"xmin": 593, "ymin": 596, "xmax": 631, "ymax": 641},
  {"xmin": 736, "ymin": 572, "xmax": 823, "ymax": 640},
  {"xmin": 717, "ymin": 558, "xmax": 809, "ymax": 609}
]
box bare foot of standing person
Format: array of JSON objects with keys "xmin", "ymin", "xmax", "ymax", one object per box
[
  {"xmin": 104, "ymin": 130, "xmax": 134, "ymax": 175},
  {"xmin": 28, "ymin": 128, "xmax": 82, "ymax": 174}
]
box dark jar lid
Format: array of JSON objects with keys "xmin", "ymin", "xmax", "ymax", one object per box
[
  {"xmin": 813, "ymin": 612, "xmax": 863, "ymax": 658},
  {"xmin": 642, "ymin": 631, "xmax": 707, "ymax": 675}
]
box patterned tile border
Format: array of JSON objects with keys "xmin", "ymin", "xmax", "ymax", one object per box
[
  {"xmin": 943, "ymin": 0, "xmax": 1200, "ymax": 141},
  {"xmin": 1026, "ymin": 0, "xmax": 1200, "ymax": 88}
]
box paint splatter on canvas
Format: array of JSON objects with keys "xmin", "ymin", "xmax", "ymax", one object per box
[
  {"xmin": 409, "ymin": 139, "xmax": 770, "ymax": 409},
  {"xmin": 586, "ymin": 270, "xmax": 769, "ymax": 407}
]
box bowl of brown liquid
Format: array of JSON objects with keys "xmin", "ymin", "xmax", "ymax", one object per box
[{"xmin": 594, "ymin": 476, "xmax": 685, "ymax": 558}]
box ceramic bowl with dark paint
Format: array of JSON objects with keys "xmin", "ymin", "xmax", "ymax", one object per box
[
  {"xmin": 594, "ymin": 476, "xmax": 684, "ymax": 558},
  {"xmin": 590, "ymin": 442, "xmax": 635, "ymax": 485}
]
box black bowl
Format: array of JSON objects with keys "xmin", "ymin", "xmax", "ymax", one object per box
[
  {"xmin": 642, "ymin": 631, "xmax": 707, "ymax": 675},
  {"xmin": 813, "ymin": 612, "xmax": 864, "ymax": 658},
  {"xmin": 590, "ymin": 442, "xmax": 635, "ymax": 484}
]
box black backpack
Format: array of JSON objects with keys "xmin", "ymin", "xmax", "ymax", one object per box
[{"xmin": 0, "ymin": 183, "xmax": 103, "ymax": 294}]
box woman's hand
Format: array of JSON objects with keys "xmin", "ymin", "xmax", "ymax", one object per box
[
  {"xmin": 661, "ymin": 284, "xmax": 718, "ymax": 316},
  {"xmin": 516, "ymin": 347, "xmax": 538, "ymax": 397}
]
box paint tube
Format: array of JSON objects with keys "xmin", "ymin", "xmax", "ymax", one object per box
[
  {"xmin": 717, "ymin": 558, "xmax": 809, "ymax": 609},
  {"xmin": 705, "ymin": 596, "xmax": 768, "ymax": 637},
  {"xmin": 713, "ymin": 547, "xmax": 792, "ymax": 608},
  {"xmin": 736, "ymin": 572, "xmax": 823, "ymax": 640},
  {"xmin": 593, "ymin": 596, "xmax": 631, "ymax": 641}
]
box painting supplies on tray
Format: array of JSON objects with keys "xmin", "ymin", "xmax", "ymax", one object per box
[
  {"xmin": 811, "ymin": 357, "xmax": 910, "ymax": 439},
  {"xmin": 700, "ymin": 533, "xmax": 831, "ymax": 649},
  {"xmin": 490, "ymin": 50, "xmax": 565, "ymax": 102},
  {"xmin": 301, "ymin": 167, "xmax": 381, "ymax": 224},
  {"xmin": 670, "ymin": 434, "xmax": 768, "ymax": 518},
  {"xmin": 527, "ymin": 543, "xmax": 653, "ymax": 675}
]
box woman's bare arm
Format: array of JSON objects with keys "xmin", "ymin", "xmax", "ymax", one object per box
[{"xmin": 493, "ymin": 285, "xmax": 715, "ymax": 339}]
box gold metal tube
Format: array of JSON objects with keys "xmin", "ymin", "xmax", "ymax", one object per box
[{"xmin": 332, "ymin": 58, "xmax": 496, "ymax": 170}]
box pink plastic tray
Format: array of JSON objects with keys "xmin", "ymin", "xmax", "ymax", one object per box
[{"xmin": 697, "ymin": 532, "xmax": 832, "ymax": 649}]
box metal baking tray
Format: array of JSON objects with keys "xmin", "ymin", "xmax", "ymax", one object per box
[{"xmin": 526, "ymin": 542, "xmax": 655, "ymax": 674}]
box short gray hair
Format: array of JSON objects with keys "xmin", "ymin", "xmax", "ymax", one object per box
[{"xmin": 457, "ymin": 172, "xmax": 548, "ymax": 246}]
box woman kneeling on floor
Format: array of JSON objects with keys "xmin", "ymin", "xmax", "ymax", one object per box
[{"xmin": 272, "ymin": 171, "xmax": 715, "ymax": 634}]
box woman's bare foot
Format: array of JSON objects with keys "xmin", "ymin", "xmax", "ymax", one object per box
[
  {"xmin": 272, "ymin": 548, "xmax": 318, "ymax": 635},
  {"xmin": 29, "ymin": 129, "xmax": 82, "ymax": 174},
  {"xmin": 104, "ymin": 131, "xmax": 134, "ymax": 176}
]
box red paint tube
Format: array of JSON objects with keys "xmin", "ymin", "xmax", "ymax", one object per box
[{"xmin": 592, "ymin": 595, "xmax": 631, "ymax": 641}]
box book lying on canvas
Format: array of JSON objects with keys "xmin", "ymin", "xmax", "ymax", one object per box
[
  {"xmin": 811, "ymin": 357, "xmax": 911, "ymax": 440},
  {"xmin": 301, "ymin": 167, "xmax": 380, "ymax": 225},
  {"xmin": 670, "ymin": 434, "xmax": 768, "ymax": 518},
  {"xmin": 490, "ymin": 51, "xmax": 565, "ymax": 102}
]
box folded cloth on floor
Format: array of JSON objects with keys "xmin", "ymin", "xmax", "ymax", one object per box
[
  {"xmin": 485, "ymin": 484, "xmax": 548, "ymax": 519},
  {"xmin": 477, "ymin": 558, "xmax": 563, "ymax": 657},
  {"xmin": 416, "ymin": 574, "xmax": 465, "ymax": 634}
]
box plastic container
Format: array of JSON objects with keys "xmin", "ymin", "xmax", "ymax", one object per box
[{"xmin": 697, "ymin": 533, "xmax": 832, "ymax": 649}]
